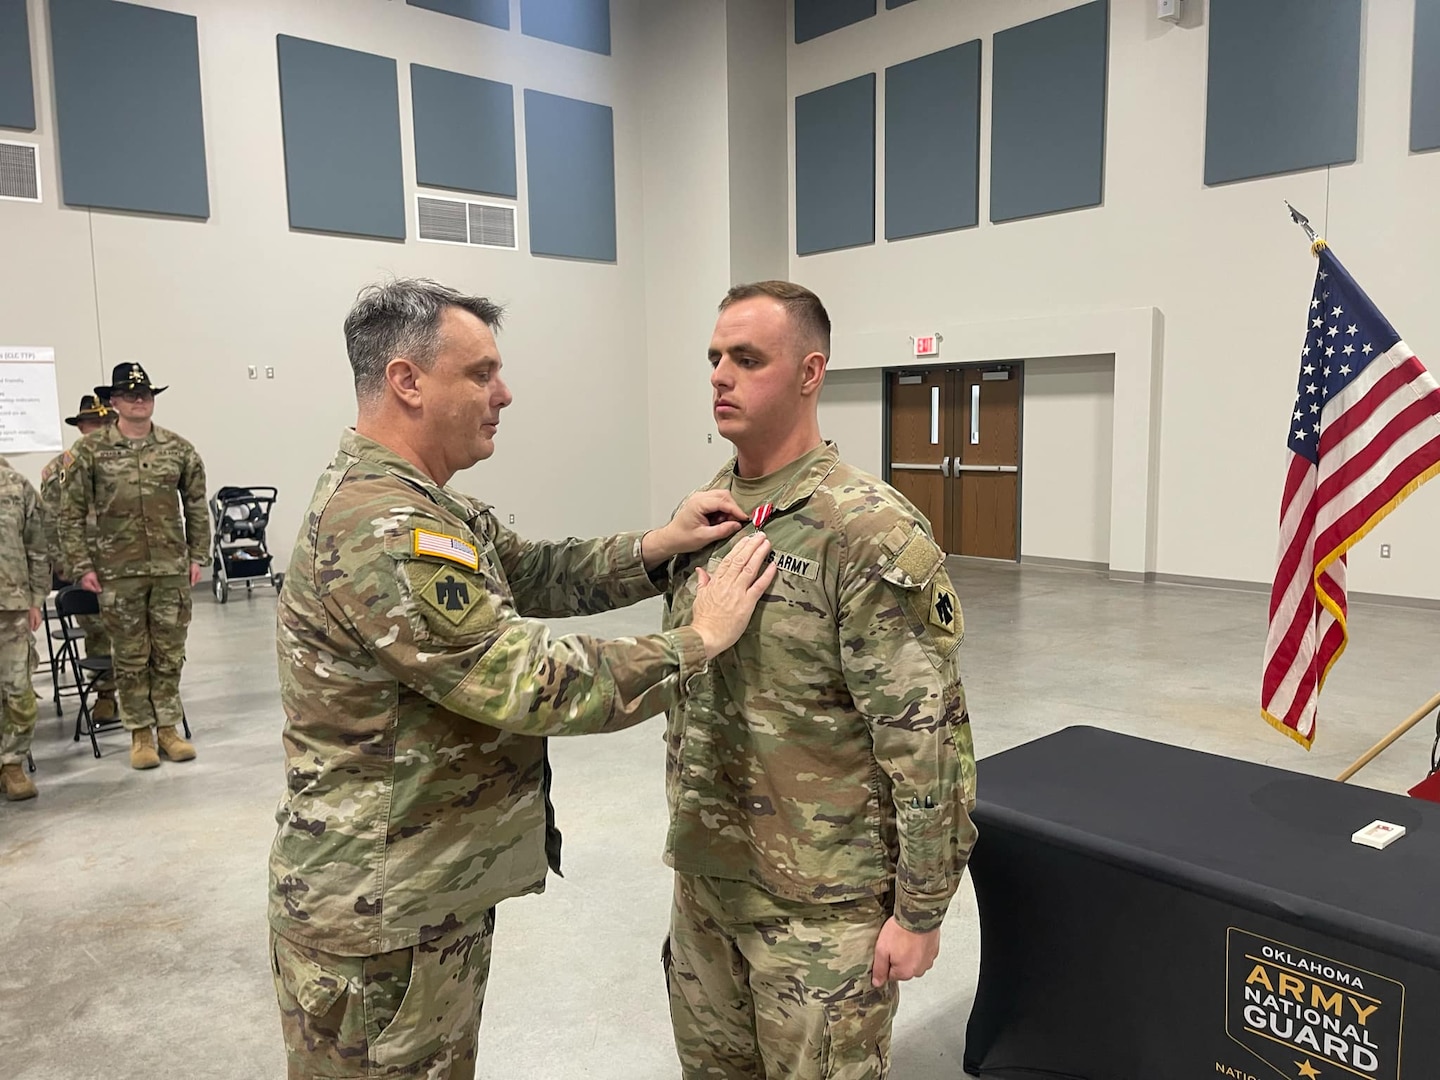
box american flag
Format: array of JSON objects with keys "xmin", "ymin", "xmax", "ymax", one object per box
[
  {"xmin": 413, "ymin": 529, "xmax": 478, "ymax": 570},
  {"xmin": 1262, "ymin": 246, "xmax": 1440, "ymax": 747}
]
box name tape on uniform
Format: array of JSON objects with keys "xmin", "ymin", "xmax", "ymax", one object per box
[
  {"xmin": 771, "ymin": 550, "xmax": 819, "ymax": 581},
  {"xmin": 412, "ymin": 528, "xmax": 479, "ymax": 570}
]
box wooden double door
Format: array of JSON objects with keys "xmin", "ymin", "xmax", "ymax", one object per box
[{"xmin": 887, "ymin": 366, "xmax": 1021, "ymax": 560}]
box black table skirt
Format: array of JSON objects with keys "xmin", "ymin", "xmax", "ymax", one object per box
[{"xmin": 963, "ymin": 727, "xmax": 1440, "ymax": 1080}]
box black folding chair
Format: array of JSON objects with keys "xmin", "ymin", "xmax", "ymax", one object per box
[
  {"xmin": 53, "ymin": 586, "xmax": 190, "ymax": 758},
  {"xmin": 53, "ymin": 586, "xmax": 118, "ymax": 759},
  {"xmin": 41, "ymin": 593, "xmax": 85, "ymax": 716}
]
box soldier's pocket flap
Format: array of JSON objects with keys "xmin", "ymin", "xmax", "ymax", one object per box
[
  {"xmin": 274, "ymin": 939, "xmax": 348, "ymax": 1018},
  {"xmin": 880, "ymin": 525, "xmax": 944, "ymax": 591}
]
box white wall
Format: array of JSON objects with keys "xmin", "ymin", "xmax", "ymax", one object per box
[
  {"xmin": 638, "ymin": 0, "xmax": 791, "ymax": 521},
  {"xmin": 726, "ymin": 0, "xmax": 790, "ymax": 288},
  {"xmin": 788, "ymin": 0, "xmax": 1440, "ymax": 597},
  {"xmin": 639, "ymin": 0, "xmax": 742, "ymax": 523},
  {"xmin": 1021, "ymin": 355, "xmax": 1115, "ymax": 566},
  {"xmin": 1, "ymin": 0, "xmax": 656, "ymax": 571},
  {"xmin": 816, "ymin": 367, "xmax": 884, "ymax": 479}
]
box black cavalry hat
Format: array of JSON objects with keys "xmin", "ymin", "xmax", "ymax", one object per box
[
  {"xmin": 64, "ymin": 393, "xmax": 115, "ymax": 427},
  {"xmin": 96, "ymin": 362, "xmax": 167, "ymax": 400}
]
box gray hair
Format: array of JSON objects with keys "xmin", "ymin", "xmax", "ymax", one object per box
[{"xmin": 344, "ymin": 278, "xmax": 505, "ymax": 402}]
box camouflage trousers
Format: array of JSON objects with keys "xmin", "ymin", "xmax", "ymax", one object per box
[
  {"xmin": 98, "ymin": 575, "xmax": 191, "ymax": 731},
  {"xmin": 0, "ymin": 612, "xmax": 37, "ymax": 766},
  {"xmin": 271, "ymin": 909, "xmax": 495, "ymax": 1079},
  {"xmin": 664, "ymin": 874, "xmax": 897, "ymax": 1080}
]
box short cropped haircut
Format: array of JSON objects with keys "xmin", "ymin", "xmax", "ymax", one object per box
[
  {"xmin": 719, "ymin": 281, "xmax": 831, "ymax": 358},
  {"xmin": 344, "ymin": 279, "xmax": 505, "ymax": 402}
]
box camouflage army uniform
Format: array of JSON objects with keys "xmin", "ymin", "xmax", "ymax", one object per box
[
  {"xmin": 270, "ymin": 430, "xmax": 709, "ymax": 1079},
  {"xmin": 40, "ymin": 445, "xmax": 114, "ymax": 691},
  {"xmin": 660, "ymin": 441, "xmax": 978, "ymax": 1080},
  {"xmin": 57, "ymin": 423, "xmax": 207, "ymax": 734},
  {"xmin": 0, "ymin": 458, "xmax": 49, "ymax": 770}
]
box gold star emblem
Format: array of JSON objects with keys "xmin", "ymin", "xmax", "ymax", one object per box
[{"xmin": 1296, "ymin": 1061, "xmax": 1321, "ymax": 1079}]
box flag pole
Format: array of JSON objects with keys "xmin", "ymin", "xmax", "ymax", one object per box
[
  {"xmin": 1285, "ymin": 202, "xmax": 1329, "ymax": 256},
  {"xmin": 1336, "ymin": 691, "xmax": 1440, "ymax": 782}
]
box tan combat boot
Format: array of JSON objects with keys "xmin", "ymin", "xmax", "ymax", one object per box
[
  {"xmin": 91, "ymin": 693, "xmax": 118, "ymax": 723},
  {"xmin": 130, "ymin": 728, "xmax": 160, "ymax": 770},
  {"xmin": 156, "ymin": 726, "xmax": 196, "ymax": 762},
  {"xmin": 0, "ymin": 763, "xmax": 37, "ymax": 801}
]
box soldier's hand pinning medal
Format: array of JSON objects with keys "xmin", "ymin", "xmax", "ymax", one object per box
[
  {"xmin": 643, "ymin": 490, "xmax": 749, "ymax": 567},
  {"xmin": 689, "ymin": 533, "xmax": 776, "ymax": 659}
]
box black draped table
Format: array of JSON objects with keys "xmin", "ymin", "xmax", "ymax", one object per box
[{"xmin": 963, "ymin": 726, "xmax": 1440, "ymax": 1080}]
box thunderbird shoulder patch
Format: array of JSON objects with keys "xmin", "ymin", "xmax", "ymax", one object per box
[
  {"xmin": 929, "ymin": 581, "xmax": 960, "ymax": 633},
  {"xmin": 420, "ymin": 566, "xmax": 479, "ymax": 625},
  {"xmin": 412, "ymin": 528, "xmax": 479, "ymax": 570}
]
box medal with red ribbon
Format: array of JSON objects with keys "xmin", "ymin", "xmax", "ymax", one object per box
[{"xmin": 751, "ymin": 503, "xmax": 775, "ymax": 529}]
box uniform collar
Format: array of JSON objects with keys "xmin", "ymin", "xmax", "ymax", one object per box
[
  {"xmin": 708, "ymin": 441, "xmax": 841, "ymax": 513},
  {"xmin": 338, "ymin": 429, "xmax": 487, "ymax": 522},
  {"xmin": 102, "ymin": 422, "xmax": 166, "ymax": 445}
]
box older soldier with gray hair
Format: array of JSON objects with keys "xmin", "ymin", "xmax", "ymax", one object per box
[
  {"xmin": 659, "ymin": 281, "xmax": 979, "ymax": 1079},
  {"xmin": 269, "ymin": 278, "xmax": 776, "ymax": 1079}
]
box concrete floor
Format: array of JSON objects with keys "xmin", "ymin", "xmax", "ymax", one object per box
[{"xmin": 1, "ymin": 560, "xmax": 1436, "ymax": 1079}]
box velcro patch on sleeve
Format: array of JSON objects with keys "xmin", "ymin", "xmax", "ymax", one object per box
[
  {"xmin": 412, "ymin": 528, "xmax": 479, "ymax": 570},
  {"xmin": 881, "ymin": 526, "xmax": 944, "ymax": 590}
]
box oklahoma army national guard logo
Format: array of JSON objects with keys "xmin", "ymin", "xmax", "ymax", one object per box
[
  {"xmin": 930, "ymin": 582, "xmax": 958, "ymax": 631},
  {"xmin": 1226, "ymin": 929, "xmax": 1403, "ymax": 1080},
  {"xmin": 421, "ymin": 567, "xmax": 476, "ymax": 625}
]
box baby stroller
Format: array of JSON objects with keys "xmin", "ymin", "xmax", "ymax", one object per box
[{"xmin": 210, "ymin": 486, "xmax": 282, "ymax": 604}]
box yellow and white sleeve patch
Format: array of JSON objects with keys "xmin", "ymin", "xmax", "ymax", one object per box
[{"xmin": 412, "ymin": 528, "xmax": 479, "ymax": 570}]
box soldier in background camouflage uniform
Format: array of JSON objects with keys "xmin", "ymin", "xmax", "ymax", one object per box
[
  {"xmin": 59, "ymin": 364, "xmax": 206, "ymax": 770},
  {"xmin": 40, "ymin": 394, "xmax": 118, "ymax": 722},
  {"xmin": 270, "ymin": 279, "xmax": 776, "ymax": 1080},
  {"xmin": 659, "ymin": 282, "xmax": 979, "ymax": 1079},
  {"xmin": 0, "ymin": 457, "xmax": 50, "ymax": 801}
]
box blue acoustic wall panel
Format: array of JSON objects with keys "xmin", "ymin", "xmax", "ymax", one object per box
[
  {"xmin": 412, "ymin": 65, "xmax": 516, "ymax": 198},
  {"xmin": 277, "ymin": 36, "xmax": 405, "ymax": 240},
  {"xmin": 406, "ymin": 0, "xmax": 509, "ymax": 29},
  {"xmin": 0, "ymin": 0, "xmax": 34, "ymax": 130},
  {"xmin": 520, "ymin": 0, "xmax": 610, "ymax": 55},
  {"xmin": 49, "ymin": 0, "xmax": 209, "ymax": 217},
  {"xmin": 795, "ymin": 0, "xmax": 875, "ymax": 43},
  {"xmin": 1414, "ymin": 0, "xmax": 1440, "ymax": 152},
  {"xmin": 885, "ymin": 40, "xmax": 981, "ymax": 241},
  {"xmin": 524, "ymin": 90, "xmax": 615, "ymax": 261},
  {"xmin": 1205, "ymin": 0, "xmax": 1361, "ymax": 185},
  {"xmin": 990, "ymin": 1, "xmax": 1108, "ymax": 223},
  {"xmin": 795, "ymin": 74, "xmax": 876, "ymax": 256}
]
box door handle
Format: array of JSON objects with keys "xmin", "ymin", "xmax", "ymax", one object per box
[{"xmin": 941, "ymin": 456, "xmax": 951, "ymax": 478}]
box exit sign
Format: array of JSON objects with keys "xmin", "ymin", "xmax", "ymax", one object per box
[{"xmin": 914, "ymin": 334, "xmax": 940, "ymax": 358}]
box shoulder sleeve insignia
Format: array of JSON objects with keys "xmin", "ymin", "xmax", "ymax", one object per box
[
  {"xmin": 412, "ymin": 528, "xmax": 479, "ymax": 570},
  {"xmin": 419, "ymin": 566, "xmax": 478, "ymax": 625},
  {"xmin": 929, "ymin": 581, "xmax": 961, "ymax": 635}
]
